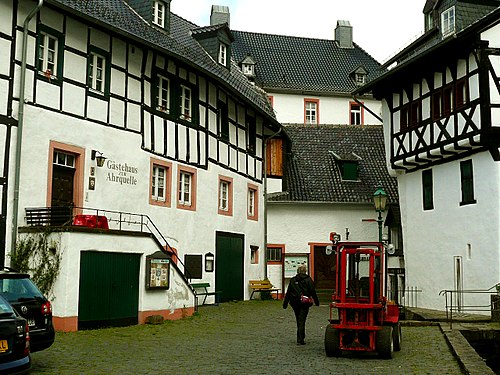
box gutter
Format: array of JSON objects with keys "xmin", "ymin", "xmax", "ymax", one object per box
[
  {"xmin": 263, "ymin": 127, "xmax": 282, "ymax": 279},
  {"xmin": 11, "ymin": 0, "xmax": 44, "ymax": 257}
]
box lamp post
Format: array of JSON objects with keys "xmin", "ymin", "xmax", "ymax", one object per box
[{"xmin": 373, "ymin": 185, "xmax": 388, "ymax": 242}]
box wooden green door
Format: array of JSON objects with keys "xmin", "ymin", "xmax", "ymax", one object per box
[
  {"xmin": 215, "ymin": 232, "xmax": 244, "ymax": 302},
  {"xmin": 78, "ymin": 251, "xmax": 141, "ymax": 329}
]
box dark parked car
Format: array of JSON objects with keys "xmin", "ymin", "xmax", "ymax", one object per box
[
  {"xmin": 0, "ymin": 294, "xmax": 31, "ymax": 374},
  {"xmin": 0, "ymin": 268, "xmax": 55, "ymax": 352}
]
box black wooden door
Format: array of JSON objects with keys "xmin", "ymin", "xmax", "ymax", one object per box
[{"xmin": 51, "ymin": 164, "xmax": 74, "ymax": 225}]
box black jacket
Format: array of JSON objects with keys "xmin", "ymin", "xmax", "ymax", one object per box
[{"xmin": 283, "ymin": 273, "xmax": 319, "ymax": 308}]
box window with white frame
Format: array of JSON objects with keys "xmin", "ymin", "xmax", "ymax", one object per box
[
  {"xmin": 441, "ymin": 6, "xmax": 455, "ymax": 37},
  {"xmin": 38, "ymin": 32, "xmax": 58, "ymax": 79},
  {"xmin": 156, "ymin": 75, "xmax": 170, "ymax": 113},
  {"xmin": 180, "ymin": 85, "xmax": 192, "ymax": 121},
  {"xmin": 247, "ymin": 184, "xmax": 258, "ymax": 221},
  {"xmin": 219, "ymin": 180, "xmax": 229, "ymax": 211},
  {"xmin": 350, "ymin": 102, "xmax": 362, "ymax": 125},
  {"xmin": 152, "ymin": 165, "xmax": 167, "ymax": 202},
  {"xmin": 88, "ymin": 52, "xmax": 106, "ymax": 93},
  {"xmin": 218, "ymin": 176, "xmax": 233, "ymax": 216},
  {"xmin": 219, "ymin": 43, "xmax": 227, "ymax": 66},
  {"xmin": 242, "ymin": 64, "xmax": 254, "ymax": 76},
  {"xmin": 150, "ymin": 159, "xmax": 171, "ymax": 207},
  {"xmin": 305, "ymin": 99, "xmax": 318, "ymax": 124},
  {"xmin": 178, "ymin": 171, "xmax": 192, "ymax": 206},
  {"xmin": 152, "ymin": 1, "xmax": 165, "ymax": 27}
]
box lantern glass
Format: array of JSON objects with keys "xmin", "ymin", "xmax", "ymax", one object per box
[{"xmin": 373, "ymin": 186, "xmax": 388, "ymax": 212}]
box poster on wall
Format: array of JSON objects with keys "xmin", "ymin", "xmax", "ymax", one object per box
[
  {"xmin": 284, "ymin": 254, "xmax": 309, "ymax": 278},
  {"xmin": 146, "ymin": 258, "xmax": 170, "ymax": 289}
]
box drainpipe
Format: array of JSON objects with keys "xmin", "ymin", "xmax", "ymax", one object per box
[
  {"xmin": 11, "ymin": 0, "xmax": 44, "ymax": 257},
  {"xmin": 352, "ymin": 94, "xmax": 383, "ymax": 123},
  {"xmin": 263, "ymin": 127, "xmax": 282, "ymax": 280}
]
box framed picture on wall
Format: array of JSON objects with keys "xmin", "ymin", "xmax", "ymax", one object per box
[{"xmin": 283, "ymin": 254, "xmax": 309, "ymax": 278}]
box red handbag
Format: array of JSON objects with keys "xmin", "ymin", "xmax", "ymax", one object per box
[{"xmin": 300, "ymin": 293, "xmax": 314, "ymax": 306}]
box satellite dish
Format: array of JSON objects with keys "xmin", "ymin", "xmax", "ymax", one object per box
[
  {"xmin": 387, "ymin": 244, "xmax": 395, "ymax": 255},
  {"xmin": 326, "ymin": 245, "xmax": 334, "ymax": 255}
]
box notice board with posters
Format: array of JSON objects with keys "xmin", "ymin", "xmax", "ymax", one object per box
[
  {"xmin": 146, "ymin": 252, "xmax": 170, "ymax": 289},
  {"xmin": 284, "ymin": 254, "xmax": 309, "ymax": 278}
]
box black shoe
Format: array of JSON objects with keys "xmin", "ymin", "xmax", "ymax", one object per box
[{"xmin": 300, "ymin": 341, "xmax": 306, "ymax": 345}]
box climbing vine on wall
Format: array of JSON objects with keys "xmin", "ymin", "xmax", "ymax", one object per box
[{"xmin": 10, "ymin": 231, "xmax": 62, "ymax": 299}]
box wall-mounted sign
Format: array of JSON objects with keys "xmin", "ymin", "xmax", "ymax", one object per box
[
  {"xmin": 284, "ymin": 254, "xmax": 309, "ymax": 278},
  {"xmin": 146, "ymin": 252, "xmax": 170, "ymax": 290},
  {"xmin": 105, "ymin": 160, "xmax": 139, "ymax": 186}
]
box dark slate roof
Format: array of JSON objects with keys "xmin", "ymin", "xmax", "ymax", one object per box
[
  {"xmin": 45, "ymin": 0, "xmax": 277, "ymax": 127},
  {"xmin": 268, "ymin": 125, "xmax": 398, "ymax": 204},
  {"xmin": 356, "ymin": 4, "xmax": 500, "ymax": 97},
  {"xmin": 231, "ymin": 31, "xmax": 383, "ymax": 94},
  {"xmin": 380, "ymin": 1, "xmax": 499, "ymax": 71}
]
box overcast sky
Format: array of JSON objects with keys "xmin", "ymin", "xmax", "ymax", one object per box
[{"xmin": 171, "ymin": 0, "xmax": 427, "ymax": 63}]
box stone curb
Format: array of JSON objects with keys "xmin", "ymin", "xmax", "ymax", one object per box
[{"xmin": 440, "ymin": 323, "xmax": 495, "ymax": 375}]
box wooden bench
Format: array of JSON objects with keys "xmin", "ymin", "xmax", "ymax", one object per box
[
  {"xmin": 190, "ymin": 282, "xmax": 222, "ymax": 306},
  {"xmin": 249, "ymin": 280, "xmax": 280, "ymax": 300}
]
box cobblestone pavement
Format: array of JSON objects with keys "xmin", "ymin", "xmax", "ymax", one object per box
[{"xmin": 31, "ymin": 301, "xmax": 464, "ymax": 374}]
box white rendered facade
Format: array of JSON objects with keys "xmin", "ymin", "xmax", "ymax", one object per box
[
  {"xmin": 1, "ymin": 0, "xmax": 279, "ymax": 330},
  {"xmin": 372, "ymin": 15, "xmax": 500, "ymax": 311}
]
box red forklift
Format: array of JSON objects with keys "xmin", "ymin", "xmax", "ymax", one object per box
[{"xmin": 324, "ymin": 233, "xmax": 401, "ymax": 358}]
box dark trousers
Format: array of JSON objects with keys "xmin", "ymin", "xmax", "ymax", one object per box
[{"xmin": 291, "ymin": 301, "xmax": 310, "ymax": 344}]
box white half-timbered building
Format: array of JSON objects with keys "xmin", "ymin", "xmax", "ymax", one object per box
[
  {"xmin": 356, "ymin": 0, "xmax": 500, "ymax": 311},
  {"xmin": 1, "ymin": 0, "xmax": 281, "ymax": 331}
]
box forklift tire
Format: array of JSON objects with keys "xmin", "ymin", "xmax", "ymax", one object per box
[
  {"xmin": 376, "ymin": 326, "xmax": 394, "ymax": 359},
  {"xmin": 392, "ymin": 323, "xmax": 402, "ymax": 351},
  {"xmin": 325, "ymin": 325, "xmax": 341, "ymax": 357}
]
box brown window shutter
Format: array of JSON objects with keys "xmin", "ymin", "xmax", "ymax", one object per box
[{"xmin": 266, "ymin": 138, "xmax": 283, "ymax": 177}]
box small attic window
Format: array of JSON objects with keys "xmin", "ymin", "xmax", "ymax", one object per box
[
  {"xmin": 241, "ymin": 55, "xmax": 256, "ymax": 80},
  {"xmin": 243, "ymin": 64, "xmax": 254, "ymax": 76},
  {"xmin": 351, "ymin": 66, "xmax": 368, "ymax": 87},
  {"xmin": 218, "ymin": 43, "xmax": 227, "ymax": 66},
  {"xmin": 152, "ymin": 1, "xmax": 165, "ymax": 27},
  {"xmin": 331, "ymin": 152, "xmax": 361, "ymax": 181},
  {"xmin": 441, "ymin": 6, "xmax": 455, "ymax": 37},
  {"xmin": 355, "ymin": 73, "xmax": 365, "ymax": 85}
]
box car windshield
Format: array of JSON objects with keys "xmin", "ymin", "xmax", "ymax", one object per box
[
  {"xmin": 0, "ymin": 278, "xmax": 45, "ymax": 303},
  {"xmin": 0, "ymin": 295, "xmax": 14, "ymax": 314}
]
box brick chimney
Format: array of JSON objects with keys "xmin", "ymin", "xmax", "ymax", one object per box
[
  {"xmin": 211, "ymin": 5, "xmax": 230, "ymax": 26},
  {"xmin": 335, "ymin": 20, "xmax": 353, "ymax": 48}
]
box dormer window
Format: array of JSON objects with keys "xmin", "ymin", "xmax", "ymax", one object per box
[
  {"xmin": 331, "ymin": 152, "xmax": 361, "ymax": 181},
  {"xmin": 351, "ymin": 66, "xmax": 368, "ymax": 87},
  {"xmin": 243, "ymin": 64, "xmax": 254, "ymax": 76},
  {"xmin": 441, "ymin": 6, "xmax": 455, "ymax": 37},
  {"xmin": 218, "ymin": 43, "xmax": 227, "ymax": 66},
  {"xmin": 152, "ymin": 1, "xmax": 165, "ymax": 27},
  {"xmin": 241, "ymin": 55, "xmax": 256, "ymax": 80}
]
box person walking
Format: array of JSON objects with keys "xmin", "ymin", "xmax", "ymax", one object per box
[{"xmin": 283, "ymin": 264, "xmax": 320, "ymax": 345}]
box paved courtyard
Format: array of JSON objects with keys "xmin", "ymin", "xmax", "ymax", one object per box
[{"xmin": 31, "ymin": 300, "xmax": 463, "ymax": 374}]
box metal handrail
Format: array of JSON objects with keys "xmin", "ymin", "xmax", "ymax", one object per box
[
  {"xmin": 24, "ymin": 205, "xmax": 193, "ymax": 281},
  {"xmin": 439, "ymin": 283, "xmax": 500, "ymax": 329}
]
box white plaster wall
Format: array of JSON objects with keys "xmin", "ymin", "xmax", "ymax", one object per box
[
  {"xmin": 267, "ymin": 202, "xmax": 386, "ymax": 293},
  {"xmin": 271, "ymin": 93, "xmax": 382, "ymax": 125},
  {"xmin": 18, "ymin": 106, "xmax": 266, "ymax": 300},
  {"xmin": 48, "ymin": 231, "xmax": 193, "ymax": 318},
  {"xmin": 399, "ymin": 152, "xmax": 500, "ymax": 310}
]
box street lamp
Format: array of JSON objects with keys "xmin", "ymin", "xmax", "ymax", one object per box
[{"xmin": 373, "ymin": 185, "xmax": 387, "ymax": 242}]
